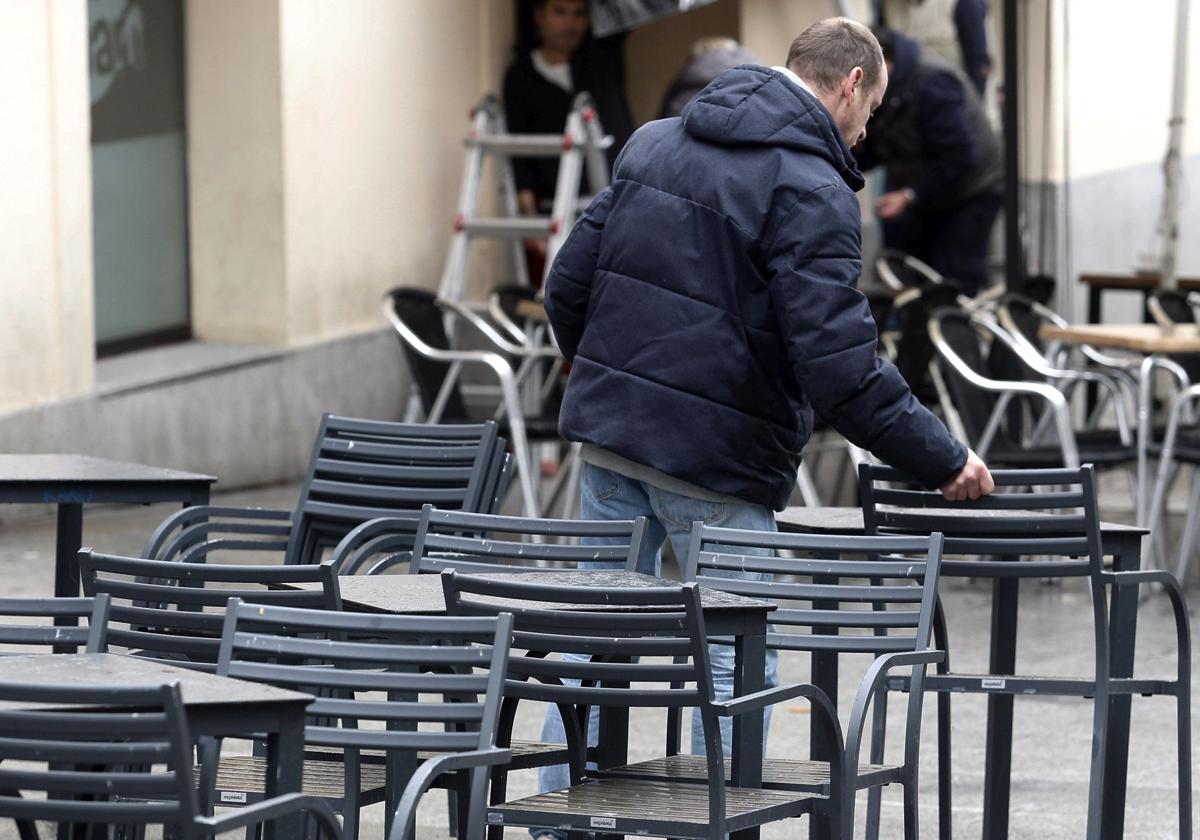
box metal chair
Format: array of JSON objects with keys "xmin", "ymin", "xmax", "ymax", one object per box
[
  {"xmin": 142, "ymin": 414, "xmax": 508, "ymax": 566},
  {"xmin": 384, "ymin": 286, "xmax": 565, "ymax": 518},
  {"xmin": 0, "ymin": 595, "xmax": 110, "ymax": 654},
  {"xmin": 929, "ymin": 306, "xmax": 1138, "ymax": 473},
  {"xmin": 442, "ymin": 570, "xmax": 824, "ymax": 840},
  {"xmin": 606, "ymin": 526, "xmax": 945, "ymax": 840},
  {"xmin": 79, "ymin": 550, "xmax": 340, "ymax": 673},
  {"xmin": 207, "ymin": 599, "xmax": 513, "ymax": 840},
  {"xmin": 1144, "ymin": 381, "xmax": 1200, "ymax": 583},
  {"xmin": 331, "ymin": 503, "xmax": 646, "ymax": 576},
  {"xmin": 0, "ymin": 680, "xmax": 342, "ymax": 839},
  {"xmin": 859, "ymin": 463, "xmax": 1192, "ymax": 840}
]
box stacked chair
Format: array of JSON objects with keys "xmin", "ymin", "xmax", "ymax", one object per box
[
  {"xmin": 142, "ymin": 414, "xmax": 510, "ymax": 568},
  {"xmin": 384, "ymin": 286, "xmax": 575, "ymax": 518},
  {"xmin": 859, "ymin": 463, "xmax": 1191, "ymax": 840}
]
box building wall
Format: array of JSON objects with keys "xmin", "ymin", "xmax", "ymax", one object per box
[{"xmin": 0, "ymin": 1, "xmax": 94, "ymax": 413}]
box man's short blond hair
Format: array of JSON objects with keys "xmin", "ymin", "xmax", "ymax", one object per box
[{"xmin": 786, "ymin": 17, "xmax": 885, "ymax": 94}]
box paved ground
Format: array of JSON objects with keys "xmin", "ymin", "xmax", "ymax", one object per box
[{"xmin": 0, "ymin": 476, "xmax": 1193, "ymax": 839}]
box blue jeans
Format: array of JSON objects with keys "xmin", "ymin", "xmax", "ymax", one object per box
[{"xmin": 535, "ymin": 463, "xmax": 780, "ymax": 818}]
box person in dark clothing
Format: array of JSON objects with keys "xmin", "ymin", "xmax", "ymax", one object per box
[
  {"xmin": 535, "ymin": 19, "xmax": 992, "ymax": 813},
  {"xmin": 502, "ymin": 0, "xmax": 634, "ymax": 215},
  {"xmin": 856, "ymin": 27, "xmax": 1002, "ymax": 295},
  {"xmin": 878, "ymin": 0, "xmax": 991, "ymax": 95}
]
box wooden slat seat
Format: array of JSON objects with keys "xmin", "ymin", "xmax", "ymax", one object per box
[
  {"xmin": 489, "ymin": 778, "xmax": 816, "ymax": 837},
  {"xmin": 206, "ymin": 756, "xmax": 387, "ymax": 806},
  {"xmin": 603, "ymin": 754, "xmax": 902, "ymax": 792},
  {"xmin": 305, "ymin": 737, "xmax": 567, "ymax": 768}
]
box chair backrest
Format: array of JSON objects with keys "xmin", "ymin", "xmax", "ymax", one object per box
[
  {"xmin": 218, "ymin": 599, "xmax": 511, "ymax": 755},
  {"xmin": 79, "ymin": 550, "xmax": 340, "ymax": 673},
  {"xmin": 403, "ymin": 505, "xmax": 647, "ymax": 576},
  {"xmin": 858, "ymin": 463, "xmax": 1104, "ymax": 578},
  {"xmin": 684, "ymin": 527, "xmax": 943, "ymax": 658},
  {"xmin": 1150, "ymin": 289, "xmax": 1198, "ymax": 325},
  {"xmin": 0, "ymin": 595, "xmax": 111, "ymax": 654},
  {"xmin": 928, "ymin": 305, "xmax": 1022, "ymax": 447},
  {"xmin": 288, "ymin": 413, "xmax": 506, "ymax": 564},
  {"xmin": 384, "ymin": 287, "xmax": 471, "ymax": 421},
  {"xmin": 875, "ymin": 249, "xmax": 943, "ymax": 292},
  {"xmin": 0, "ymin": 681, "xmax": 197, "ymax": 831},
  {"xmin": 892, "ymin": 285, "xmax": 963, "ymax": 403}
]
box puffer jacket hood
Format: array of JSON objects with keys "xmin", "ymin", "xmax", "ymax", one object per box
[{"xmin": 681, "ymin": 65, "xmax": 865, "ymax": 192}]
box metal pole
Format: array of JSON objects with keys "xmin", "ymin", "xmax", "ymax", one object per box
[
  {"xmin": 1158, "ymin": 0, "xmax": 1191, "ymax": 290},
  {"xmin": 1003, "ymin": 0, "xmax": 1023, "ymax": 294}
]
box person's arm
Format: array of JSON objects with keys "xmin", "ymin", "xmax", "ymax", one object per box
[
  {"xmin": 955, "ymin": 0, "xmax": 992, "ymax": 95},
  {"xmin": 543, "ymin": 187, "xmax": 614, "ymax": 361},
  {"xmin": 765, "ymin": 184, "xmax": 977, "ymax": 492},
  {"xmin": 909, "ymin": 71, "xmax": 977, "ymax": 206}
]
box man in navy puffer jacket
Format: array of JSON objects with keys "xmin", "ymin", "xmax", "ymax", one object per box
[{"xmin": 537, "ymin": 17, "xmax": 991, "ymax": 812}]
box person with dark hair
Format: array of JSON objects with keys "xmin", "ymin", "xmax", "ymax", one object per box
[
  {"xmin": 857, "ymin": 26, "xmax": 1002, "ymax": 295},
  {"xmin": 502, "ymin": 0, "xmax": 635, "ymax": 280},
  {"xmin": 535, "ymin": 16, "xmax": 991, "ymax": 827}
]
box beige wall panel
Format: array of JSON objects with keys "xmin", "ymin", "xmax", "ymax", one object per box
[
  {"xmin": 280, "ymin": 0, "xmax": 513, "ymax": 344},
  {"xmin": 0, "ymin": 1, "xmax": 94, "ymax": 413},
  {"xmin": 740, "ymin": 0, "xmax": 857, "ymax": 69},
  {"xmin": 625, "ymin": 0, "xmax": 742, "ymax": 126},
  {"xmin": 186, "ymin": 0, "xmax": 288, "ymax": 344}
]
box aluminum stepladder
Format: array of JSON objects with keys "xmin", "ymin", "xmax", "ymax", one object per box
[
  {"xmin": 437, "ymin": 91, "xmax": 613, "ymax": 302},
  {"xmin": 412, "ymin": 93, "xmax": 611, "ymax": 518}
]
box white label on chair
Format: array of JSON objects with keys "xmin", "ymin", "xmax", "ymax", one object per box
[
  {"xmin": 981, "ymin": 678, "xmax": 1006, "ymax": 690},
  {"xmin": 488, "ymin": 814, "xmax": 504, "ymax": 824},
  {"xmin": 591, "ymin": 817, "xmax": 617, "ymax": 829},
  {"xmin": 220, "ymin": 791, "xmax": 248, "ymax": 804}
]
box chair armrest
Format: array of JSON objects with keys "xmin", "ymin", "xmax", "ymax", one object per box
[
  {"xmin": 1101, "ymin": 570, "xmax": 1190, "ymax": 685},
  {"xmin": 711, "ymin": 681, "xmax": 828, "ymax": 718},
  {"xmin": 142, "ymin": 506, "xmax": 293, "ymax": 561},
  {"xmin": 441, "ymin": 299, "xmax": 559, "ymax": 359},
  {"xmin": 328, "ymin": 515, "xmax": 422, "ymax": 575},
  {"xmin": 388, "ymin": 749, "xmax": 513, "ymax": 840},
  {"xmin": 198, "ymin": 792, "xmax": 343, "ymax": 839}
]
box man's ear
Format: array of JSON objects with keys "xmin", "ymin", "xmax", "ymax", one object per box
[{"xmin": 846, "ymin": 66, "xmax": 865, "ymax": 100}]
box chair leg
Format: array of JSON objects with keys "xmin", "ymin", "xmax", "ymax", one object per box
[
  {"xmin": 864, "ymin": 689, "xmax": 888, "ymax": 840},
  {"xmin": 903, "ymin": 778, "xmax": 920, "ymax": 840},
  {"xmin": 932, "ymin": 600, "xmax": 953, "ymax": 840},
  {"xmin": 1083, "ymin": 688, "xmax": 1110, "ymax": 840}
]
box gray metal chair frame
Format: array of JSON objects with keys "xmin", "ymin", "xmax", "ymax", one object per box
[
  {"xmin": 332, "ymin": 504, "xmax": 646, "ymax": 576},
  {"xmin": 209, "ymin": 599, "xmax": 513, "ymax": 840},
  {"xmin": 0, "ymin": 595, "xmax": 110, "ymax": 655},
  {"xmin": 142, "ymin": 414, "xmax": 507, "ymax": 566},
  {"xmin": 78, "ymin": 550, "xmax": 341, "ymax": 673},
  {"xmin": 1145, "ymin": 381, "xmax": 1200, "ymax": 583},
  {"xmin": 859, "ymin": 463, "xmax": 1192, "ymax": 840},
  {"xmin": 607, "ymin": 526, "xmax": 945, "ymax": 840},
  {"xmin": 441, "ymin": 570, "xmax": 824, "ymax": 840},
  {"xmin": 0, "ymin": 680, "xmax": 342, "ymax": 839}
]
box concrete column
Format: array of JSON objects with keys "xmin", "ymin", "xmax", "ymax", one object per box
[{"xmin": 0, "ymin": 1, "xmax": 94, "ymax": 413}]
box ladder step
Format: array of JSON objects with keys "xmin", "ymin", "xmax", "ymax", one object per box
[
  {"xmin": 460, "ymin": 217, "xmax": 557, "ymax": 238},
  {"xmin": 466, "ymin": 134, "xmax": 570, "ymax": 156}
]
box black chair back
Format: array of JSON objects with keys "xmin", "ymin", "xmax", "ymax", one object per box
[
  {"xmin": 385, "ymin": 288, "xmax": 472, "ymax": 422},
  {"xmin": 0, "ymin": 595, "xmax": 111, "ymax": 654}
]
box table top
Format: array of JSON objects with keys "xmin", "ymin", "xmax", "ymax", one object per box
[
  {"xmin": 0, "ymin": 455, "xmax": 215, "ymax": 485},
  {"xmin": 300, "ymin": 570, "xmax": 774, "ymax": 616},
  {"xmin": 1079, "ymin": 272, "xmax": 1200, "ymax": 291},
  {"xmin": 776, "ymin": 506, "xmax": 1148, "ymax": 536},
  {"xmin": 0, "ymin": 653, "xmax": 310, "ymax": 711},
  {"xmin": 1038, "ymin": 323, "xmax": 1200, "ymax": 353}
]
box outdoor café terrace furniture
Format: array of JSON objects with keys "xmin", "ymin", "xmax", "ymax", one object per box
[
  {"xmin": 78, "ymin": 550, "xmax": 340, "ymax": 673},
  {"xmin": 142, "ymin": 414, "xmax": 508, "ymax": 567},
  {"xmin": 606, "ymin": 527, "xmax": 946, "ymax": 840},
  {"xmin": 1145, "ymin": 380, "xmax": 1200, "ymax": 584},
  {"xmin": 384, "ymin": 286, "xmax": 566, "ymax": 519},
  {"xmin": 205, "ymin": 600, "xmax": 513, "ymax": 840},
  {"xmin": 441, "ymin": 570, "xmax": 816, "ymax": 840},
  {"xmin": 0, "ymin": 595, "xmax": 110, "ymax": 655},
  {"xmin": 0, "ymin": 653, "xmax": 316, "ymax": 840},
  {"xmin": 331, "ymin": 503, "xmax": 647, "ymax": 576},
  {"xmin": 0, "ymin": 454, "xmax": 214, "ymax": 600},
  {"xmin": 859, "ymin": 464, "xmax": 1192, "ymax": 840},
  {"xmin": 929, "ymin": 306, "xmax": 1138, "ymax": 475},
  {"xmin": 143, "ymin": 414, "xmax": 509, "ymax": 567}
]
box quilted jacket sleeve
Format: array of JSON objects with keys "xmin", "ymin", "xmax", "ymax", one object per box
[
  {"xmin": 764, "ymin": 184, "xmax": 967, "ymax": 488},
  {"xmin": 543, "ymin": 187, "xmax": 614, "ymax": 361}
]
